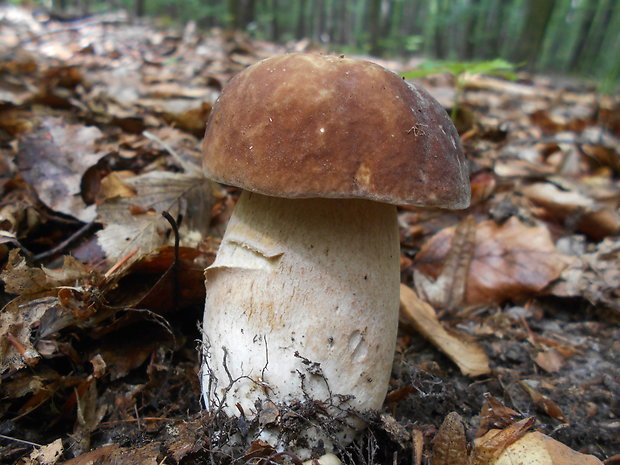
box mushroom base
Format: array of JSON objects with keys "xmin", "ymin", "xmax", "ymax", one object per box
[{"xmin": 201, "ymin": 192, "xmax": 399, "ymax": 456}]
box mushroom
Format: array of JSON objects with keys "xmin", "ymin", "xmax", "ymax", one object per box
[{"xmin": 201, "ymin": 53, "xmax": 469, "ymax": 456}]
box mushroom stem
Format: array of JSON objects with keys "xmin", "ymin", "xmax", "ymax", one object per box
[{"xmin": 202, "ymin": 191, "xmax": 399, "ymax": 452}]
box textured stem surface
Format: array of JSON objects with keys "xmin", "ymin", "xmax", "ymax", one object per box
[{"xmin": 202, "ymin": 191, "xmax": 399, "ymax": 450}]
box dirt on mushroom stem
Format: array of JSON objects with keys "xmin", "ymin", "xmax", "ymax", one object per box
[{"xmin": 201, "ymin": 191, "xmax": 400, "ymax": 457}]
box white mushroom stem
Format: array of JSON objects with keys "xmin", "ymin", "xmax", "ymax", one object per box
[{"xmin": 202, "ymin": 191, "xmax": 399, "ymax": 453}]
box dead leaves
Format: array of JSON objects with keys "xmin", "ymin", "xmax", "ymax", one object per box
[
  {"xmin": 430, "ymin": 406, "xmax": 603, "ymax": 465},
  {"xmin": 16, "ymin": 117, "xmax": 104, "ymax": 222},
  {"xmin": 96, "ymin": 170, "xmax": 214, "ymax": 262},
  {"xmin": 400, "ymin": 283, "xmax": 490, "ymax": 377},
  {"xmin": 550, "ymin": 237, "xmax": 620, "ymax": 314},
  {"xmin": 480, "ymin": 431, "xmax": 604, "ymax": 465},
  {"xmin": 414, "ymin": 216, "xmax": 572, "ymax": 308}
]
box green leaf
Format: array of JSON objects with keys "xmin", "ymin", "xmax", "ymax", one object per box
[{"xmin": 402, "ymin": 59, "xmax": 517, "ymax": 80}]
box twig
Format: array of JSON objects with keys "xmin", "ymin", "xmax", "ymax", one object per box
[
  {"xmin": 33, "ymin": 221, "xmax": 98, "ymax": 262},
  {"xmin": 99, "ymin": 417, "xmax": 176, "ymax": 426},
  {"xmin": 161, "ymin": 211, "xmax": 180, "ymax": 309},
  {"xmin": 0, "ymin": 434, "xmax": 42, "ymax": 448},
  {"xmin": 104, "ymin": 247, "xmax": 139, "ymax": 278}
]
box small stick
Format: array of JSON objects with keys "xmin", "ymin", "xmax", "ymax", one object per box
[
  {"xmin": 0, "ymin": 434, "xmax": 42, "ymax": 448},
  {"xmin": 33, "ymin": 221, "xmax": 97, "ymax": 262},
  {"xmin": 104, "ymin": 247, "xmax": 139, "ymax": 278}
]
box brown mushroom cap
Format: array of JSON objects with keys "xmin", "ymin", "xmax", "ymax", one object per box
[{"xmin": 202, "ymin": 53, "xmax": 470, "ymax": 209}]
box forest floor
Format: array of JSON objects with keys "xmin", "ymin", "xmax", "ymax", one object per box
[{"xmin": 0, "ymin": 6, "xmax": 618, "ymax": 465}]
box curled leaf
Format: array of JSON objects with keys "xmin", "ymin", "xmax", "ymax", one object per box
[{"xmin": 414, "ymin": 217, "xmax": 572, "ymax": 306}]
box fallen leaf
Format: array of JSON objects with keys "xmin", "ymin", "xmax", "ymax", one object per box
[
  {"xmin": 413, "ymin": 215, "xmax": 476, "ymax": 311},
  {"xmin": 61, "ymin": 443, "xmax": 161, "ymax": 465},
  {"xmin": 16, "ymin": 116, "xmax": 104, "ymax": 222},
  {"xmin": 472, "ymin": 417, "xmax": 534, "ymax": 465},
  {"xmin": 481, "ymin": 431, "xmax": 603, "ymax": 465},
  {"xmin": 412, "ymin": 427, "xmax": 424, "ymax": 465},
  {"xmin": 477, "ymin": 395, "xmax": 523, "ymax": 438},
  {"xmin": 522, "ymin": 181, "xmax": 620, "ymax": 240},
  {"xmin": 96, "ymin": 170, "xmax": 214, "ymax": 262},
  {"xmin": 550, "ymin": 237, "xmax": 619, "ymax": 314},
  {"xmin": 71, "ymin": 377, "xmax": 107, "ymax": 456},
  {"xmin": 431, "ymin": 412, "xmax": 468, "ymax": 465},
  {"xmin": 23, "ymin": 438, "xmax": 63, "ymax": 465},
  {"xmin": 61, "ymin": 444, "xmax": 120, "ymax": 465},
  {"xmin": 414, "ymin": 217, "xmax": 572, "ymax": 306},
  {"xmin": 533, "ymin": 348, "xmax": 566, "ymax": 373},
  {"xmin": 399, "ymin": 283, "xmax": 490, "ymax": 376},
  {"xmin": 519, "ymin": 380, "xmax": 568, "ymax": 423}
]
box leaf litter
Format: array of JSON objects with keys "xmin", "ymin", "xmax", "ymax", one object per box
[{"xmin": 0, "ymin": 4, "xmax": 618, "ymax": 464}]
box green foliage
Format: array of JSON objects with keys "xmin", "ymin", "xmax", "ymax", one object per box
[
  {"xmin": 8, "ymin": 0, "xmax": 619, "ymax": 89},
  {"xmin": 402, "ymin": 58, "xmax": 517, "ymax": 80},
  {"xmin": 402, "ymin": 59, "xmax": 517, "ymax": 121},
  {"xmin": 404, "ymin": 35, "xmax": 423, "ymax": 53}
]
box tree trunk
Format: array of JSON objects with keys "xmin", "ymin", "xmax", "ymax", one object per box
[
  {"xmin": 296, "ymin": 0, "xmax": 307, "ymax": 39},
  {"xmin": 513, "ymin": 0, "xmax": 556, "ymax": 70},
  {"xmin": 134, "ymin": 0, "xmax": 145, "ymax": 17},
  {"xmin": 368, "ymin": 0, "xmax": 382, "ymax": 55},
  {"xmin": 271, "ymin": 0, "xmax": 279, "ymax": 41}
]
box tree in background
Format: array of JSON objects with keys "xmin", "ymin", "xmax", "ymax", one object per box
[{"xmin": 34, "ymin": 0, "xmax": 620, "ymax": 90}]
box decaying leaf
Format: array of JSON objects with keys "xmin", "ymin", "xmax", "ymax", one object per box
[
  {"xmin": 522, "ymin": 182, "xmax": 620, "ymax": 240},
  {"xmin": 21, "ymin": 438, "xmax": 63, "ymax": 465},
  {"xmin": 519, "ymin": 380, "xmax": 568, "ymax": 423},
  {"xmin": 96, "ymin": 170, "xmax": 214, "ymax": 262},
  {"xmin": 414, "ymin": 217, "xmax": 572, "ymax": 306},
  {"xmin": 550, "ymin": 237, "xmax": 620, "ymax": 314},
  {"xmin": 413, "ymin": 215, "xmax": 476, "ymax": 311},
  {"xmin": 478, "ymin": 431, "xmax": 604, "ymax": 465},
  {"xmin": 431, "ymin": 412, "xmax": 468, "ymax": 465},
  {"xmin": 412, "ymin": 427, "xmax": 424, "ymax": 465},
  {"xmin": 477, "ymin": 395, "xmax": 523, "ymax": 438},
  {"xmin": 0, "ymin": 251, "xmax": 104, "ymax": 372},
  {"xmin": 16, "ymin": 116, "xmax": 104, "ymax": 222},
  {"xmin": 472, "ymin": 417, "xmax": 534, "ymax": 465},
  {"xmin": 532, "ymin": 348, "xmax": 566, "ymax": 373},
  {"xmin": 62, "ymin": 443, "xmax": 161, "ymax": 465},
  {"xmin": 0, "ymin": 249, "xmax": 90, "ymax": 295},
  {"xmin": 0, "ymin": 294, "xmax": 54, "ymax": 372},
  {"xmin": 400, "ymin": 283, "xmax": 490, "ymax": 376},
  {"xmin": 72, "ymin": 377, "xmax": 107, "ymax": 456}
]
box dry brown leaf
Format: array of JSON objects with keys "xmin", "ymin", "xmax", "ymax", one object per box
[
  {"xmin": 477, "ymin": 395, "xmax": 523, "ymax": 438},
  {"xmin": 472, "ymin": 417, "xmax": 534, "ymax": 465},
  {"xmin": 533, "ymin": 348, "xmax": 566, "ymax": 373},
  {"xmin": 431, "ymin": 412, "xmax": 468, "ymax": 465},
  {"xmin": 16, "ymin": 116, "xmax": 104, "ymax": 222},
  {"xmin": 550, "ymin": 237, "xmax": 620, "ymax": 314},
  {"xmin": 163, "ymin": 419, "xmax": 207, "ymax": 462},
  {"xmin": 1, "ymin": 250, "xmax": 91, "ymax": 295},
  {"xmin": 522, "ymin": 182, "xmax": 620, "ymax": 240},
  {"xmin": 0, "ymin": 294, "xmax": 54, "ymax": 373},
  {"xmin": 519, "ymin": 380, "xmax": 568, "ymax": 423},
  {"xmin": 0, "ymin": 251, "xmax": 103, "ymax": 372},
  {"xmin": 414, "ymin": 217, "xmax": 572, "ymax": 306},
  {"xmin": 97, "ymin": 171, "xmax": 137, "ymax": 202},
  {"xmin": 96, "ymin": 170, "xmax": 213, "ymax": 261},
  {"xmin": 400, "ymin": 284, "xmax": 490, "ymax": 376},
  {"xmin": 71, "ymin": 377, "xmax": 107, "ymax": 456},
  {"xmin": 412, "ymin": 427, "xmax": 424, "ymax": 465},
  {"xmin": 413, "ymin": 215, "xmax": 476, "ymax": 311},
  {"xmin": 60, "ymin": 444, "xmax": 120, "ymax": 465},
  {"xmin": 482, "ymin": 431, "xmax": 604, "ymax": 465},
  {"xmin": 62, "ymin": 443, "xmax": 161, "ymax": 465},
  {"xmin": 22, "ymin": 438, "xmax": 63, "ymax": 465}
]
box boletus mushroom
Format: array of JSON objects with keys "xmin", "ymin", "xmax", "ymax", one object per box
[{"xmin": 201, "ymin": 53, "xmax": 470, "ymax": 456}]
